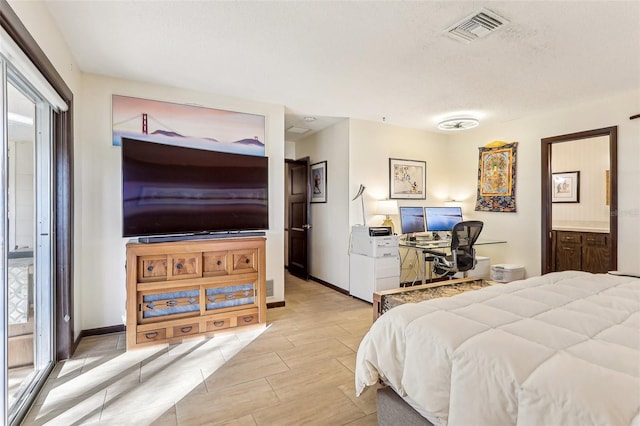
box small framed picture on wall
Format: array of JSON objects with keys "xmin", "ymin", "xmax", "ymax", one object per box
[
  {"xmin": 310, "ymin": 161, "xmax": 327, "ymax": 203},
  {"xmin": 552, "ymin": 171, "xmax": 580, "ymax": 203},
  {"xmin": 389, "ymin": 158, "xmax": 426, "ymax": 199}
]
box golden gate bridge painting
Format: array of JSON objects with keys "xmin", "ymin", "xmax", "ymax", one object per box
[{"xmin": 112, "ymin": 95, "xmax": 265, "ymax": 156}]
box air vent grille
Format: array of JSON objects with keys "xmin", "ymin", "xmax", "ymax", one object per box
[
  {"xmin": 446, "ymin": 8, "xmax": 508, "ymax": 43},
  {"xmin": 266, "ymin": 279, "xmax": 274, "ymax": 297}
]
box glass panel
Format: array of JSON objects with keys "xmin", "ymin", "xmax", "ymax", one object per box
[
  {"xmin": 6, "ymin": 80, "xmax": 36, "ymax": 413},
  {"xmin": 5, "ymin": 70, "xmax": 53, "ymax": 424}
]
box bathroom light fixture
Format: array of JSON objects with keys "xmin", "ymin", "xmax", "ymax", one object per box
[{"xmin": 438, "ymin": 117, "xmax": 479, "ymax": 131}]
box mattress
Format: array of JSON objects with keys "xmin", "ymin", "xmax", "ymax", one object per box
[{"xmin": 355, "ymin": 271, "xmax": 640, "ymax": 425}]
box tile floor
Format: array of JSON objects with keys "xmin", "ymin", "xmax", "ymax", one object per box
[{"xmin": 23, "ymin": 272, "xmax": 380, "ymax": 425}]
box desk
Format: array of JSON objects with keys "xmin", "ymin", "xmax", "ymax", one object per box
[{"xmin": 399, "ymin": 238, "xmax": 506, "ymax": 285}]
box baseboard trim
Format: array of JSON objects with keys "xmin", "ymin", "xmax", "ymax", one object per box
[
  {"xmin": 309, "ymin": 275, "xmax": 349, "ymax": 296},
  {"xmin": 267, "ymin": 301, "xmax": 286, "ymax": 309},
  {"xmin": 78, "ymin": 324, "xmax": 126, "ymax": 339}
]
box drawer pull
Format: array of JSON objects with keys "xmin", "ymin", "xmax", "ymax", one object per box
[
  {"xmin": 242, "ymin": 316, "xmax": 254, "ymax": 323},
  {"xmin": 147, "ymin": 265, "xmax": 154, "ymax": 272},
  {"xmin": 563, "ymin": 247, "xmax": 574, "ymax": 251},
  {"xmin": 226, "ymin": 294, "xmax": 235, "ymax": 300},
  {"xmin": 176, "ymin": 263, "xmax": 183, "ymax": 270},
  {"xmin": 180, "ymin": 326, "xmax": 192, "ymax": 333},
  {"xmin": 144, "ymin": 332, "xmax": 158, "ymax": 339},
  {"xmin": 213, "ymin": 320, "xmax": 225, "ymax": 327},
  {"xmin": 216, "ymin": 260, "xmax": 222, "ymax": 266},
  {"xmin": 245, "ymin": 258, "xmax": 250, "ymax": 264},
  {"xmin": 166, "ymin": 299, "xmax": 178, "ymax": 307}
]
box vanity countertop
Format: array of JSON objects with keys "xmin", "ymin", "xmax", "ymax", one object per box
[
  {"xmin": 552, "ymin": 226, "xmax": 609, "ymax": 233},
  {"xmin": 552, "ymin": 221, "xmax": 609, "ymax": 233}
]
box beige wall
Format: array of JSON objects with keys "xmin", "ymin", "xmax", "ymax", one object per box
[
  {"xmin": 303, "ymin": 91, "xmax": 639, "ymax": 286},
  {"xmin": 448, "ymin": 90, "xmax": 640, "ymax": 276},
  {"xmin": 295, "ymin": 119, "xmax": 350, "ymax": 289},
  {"xmin": 10, "ymin": 0, "xmax": 640, "ymax": 330},
  {"xmin": 77, "ymin": 74, "xmax": 285, "ymax": 329}
]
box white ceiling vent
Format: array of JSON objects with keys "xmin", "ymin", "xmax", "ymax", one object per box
[
  {"xmin": 446, "ymin": 8, "xmax": 508, "ymax": 43},
  {"xmin": 286, "ymin": 126, "xmax": 312, "ymax": 134}
]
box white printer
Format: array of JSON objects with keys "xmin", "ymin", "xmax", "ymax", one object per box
[
  {"xmin": 351, "ymin": 226, "xmax": 398, "ymax": 258},
  {"xmin": 349, "ymin": 226, "xmax": 400, "ymax": 303}
]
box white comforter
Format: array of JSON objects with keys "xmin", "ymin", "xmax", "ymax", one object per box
[{"xmin": 355, "ymin": 271, "xmax": 640, "ymax": 425}]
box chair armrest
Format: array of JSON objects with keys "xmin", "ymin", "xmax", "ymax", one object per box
[{"xmin": 422, "ymin": 248, "xmax": 446, "ymax": 256}]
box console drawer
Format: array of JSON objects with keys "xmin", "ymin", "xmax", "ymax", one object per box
[
  {"xmin": 205, "ymin": 317, "xmax": 231, "ymax": 331},
  {"xmin": 137, "ymin": 328, "xmax": 167, "ymax": 344},
  {"xmin": 230, "ymin": 249, "xmax": 258, "ymax": 274},
  {"xmin": 173, "ymin": 323, "xmax": 200, "ymax": 338},
  {"xmin": 168, "ymin": 253, "xmax": 202, "ymax": 280},
  {"xmin": 203, "ymin": 251, "xmax": 229, "ymax": 276},
  {"xmin": 138, "ymin": 256, "xmax": 168, "ymax": 282},
  {"xmin": 237, "ymin": 313, "xmax": 259, "ymax": 327}
]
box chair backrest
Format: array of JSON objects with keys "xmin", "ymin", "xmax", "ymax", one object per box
[{"xmin": 450, "ymin": 220, "xmax": 483, "ymax": 272}]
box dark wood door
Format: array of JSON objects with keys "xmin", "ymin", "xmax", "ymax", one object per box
[{"xmin": 287, "ymin": 159, "xmax": 310, "ymax": 279}]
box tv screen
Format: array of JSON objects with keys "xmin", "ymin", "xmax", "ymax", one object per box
[
  {"xmin": 424, "ymin": 207, "xmax": 463, "ymax": 232},
  {"xmin": 122, "ymin": 138, "xmax": 269, "ymax": 238},
  {"xmin": 399, "ymin": 206, "xmax": 425, "ymax": 235}
]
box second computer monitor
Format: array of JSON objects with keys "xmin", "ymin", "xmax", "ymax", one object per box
[
  {"xmin": 399, "ymin": 206, "xmax": 426, "ymax": 235},
  {"xmin": 424, "ymin": 207, "xmax": 463, "ymax": 232}
]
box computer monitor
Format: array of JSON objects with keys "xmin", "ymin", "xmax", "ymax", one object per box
[
  {"xmin": 399, "ymin": 206, "xmax": 426, "ymax": 235},
  {"xmin": 424, "ymin": 207, "xmax": 463, "ymax": 232}
]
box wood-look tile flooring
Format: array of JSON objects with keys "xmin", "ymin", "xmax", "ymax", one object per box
[{"xmin": 23, "ymin": 272, "xmax": 380, "ymax": 425}]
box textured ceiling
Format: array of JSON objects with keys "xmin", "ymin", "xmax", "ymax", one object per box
[{"xmin": 42, "ymin": 1, "xmax": 640, "ymax": 137}]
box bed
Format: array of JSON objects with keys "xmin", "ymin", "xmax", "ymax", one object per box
[{"xmin": 355, "ymin": 271, "xmax": 640, "ymax": 425}]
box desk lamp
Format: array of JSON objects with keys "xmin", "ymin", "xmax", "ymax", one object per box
[{"xmin": 376, "ymin": 200, "xmax": 398, "ymax": 234}]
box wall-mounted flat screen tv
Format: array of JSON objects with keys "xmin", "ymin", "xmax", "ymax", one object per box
[{"xmin": 122, "ymin": 137, "xmax": 269, "ymax": 238}]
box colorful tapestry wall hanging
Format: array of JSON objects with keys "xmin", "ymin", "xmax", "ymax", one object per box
[{"xmin": 474, "ymin": 142, "xmax": 518, "ymax": 212}]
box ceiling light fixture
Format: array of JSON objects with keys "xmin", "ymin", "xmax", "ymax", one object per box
[
  {"xmin": 303, "ymin": 116, "xmax": 316, "ymax": 122},
  {"xmin": 437, "ymin": 117, "xmax": 480, "ymax": 131}
]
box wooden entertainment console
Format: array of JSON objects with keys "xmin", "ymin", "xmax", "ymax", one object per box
[{"xmin": 126, "ymin": 237, "xmax": 266, "ymax": 349}]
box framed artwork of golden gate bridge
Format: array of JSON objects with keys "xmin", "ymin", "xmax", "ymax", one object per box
[{"xmin": 112, "ymin": 95, "xmax": 265, "ymax": 156}]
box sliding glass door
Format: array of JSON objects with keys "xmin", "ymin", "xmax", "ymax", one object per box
[{"xmin": 2, "ymin": 54, "xmax": 55, "ymax": 426}]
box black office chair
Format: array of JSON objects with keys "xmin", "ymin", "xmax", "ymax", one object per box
[{"xmin": 424, "ymin": 220, "xmax": 484, "ymax": 279}]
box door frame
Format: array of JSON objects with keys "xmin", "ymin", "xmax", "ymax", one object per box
[
  {"xmin": 540, "ymin": 126, "xmax": 617, "ymax": 274},
  {"xmin": 0, "ymin": 2, "xmax": 74, "ymax": 360}
]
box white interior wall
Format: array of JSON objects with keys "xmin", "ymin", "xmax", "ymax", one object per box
[
  {"xmin": 295, "ymin": 120, "xmax": 350, "ymax": 289},
  {"xmin": 77, "ymin": 73, "xmax": 285, "ymax": 330},
  {"xmin": 348, "ymin": 119, "xmax": 450, "ymax": 285},
  {"xmin": 448, "ymin": 90, "xmax": 640, "ymax": 276},
  {"xmin": 348, "ymin": 119, "xmax": 450, "ymax": 228}
]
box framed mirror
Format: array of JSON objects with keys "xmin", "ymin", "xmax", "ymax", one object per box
[{"xmin": 541, "ymin": 127, "xmax": 617, "ymax": 274}]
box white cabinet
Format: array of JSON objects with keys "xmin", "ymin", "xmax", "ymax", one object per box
[{"xmin": 349, "ymin": 254, "xmax": 400, "ymax": 303}]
